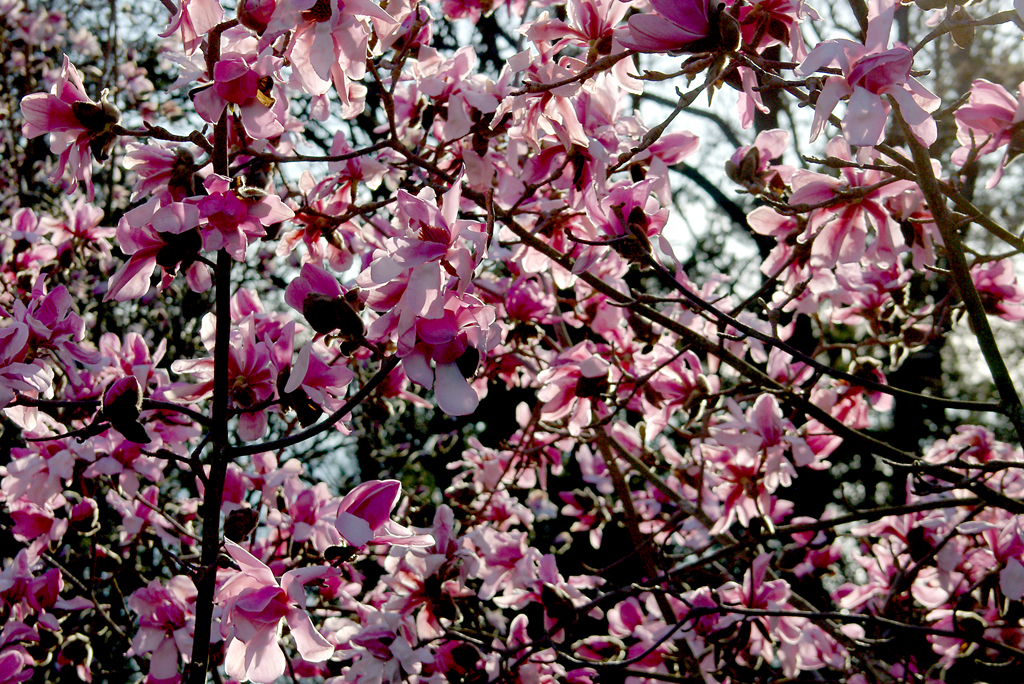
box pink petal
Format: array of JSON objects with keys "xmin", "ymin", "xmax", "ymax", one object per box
[
  {"xmin": 1001, "ymin": 558, "xmax": 1024, "ymax": 601},
  {"xmin": 285, "ymin": 609, "xmax": 334, "ymax": 662},
  {"xmin": 224, "ymin": 541, "xmax": 278, "ymax": 587},
  {"xmin": 434, "ymin": 362, "xmax": 479, "ymax": 416},
  {"xmin": 335, "ymin": 511, "xmax": 374, "ymax": 547},
  {"xmin": 106, "ymin": 254, "xmax": 158, "ymax": 302},
  {"xmin": 242, "ymin": 629, "xmax": 286, "ymax": 684}
]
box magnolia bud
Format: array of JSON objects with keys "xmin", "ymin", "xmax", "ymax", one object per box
[
  {"xmin": 716, "ymin": 5, "xmax": 741, "ymax": 53},
  {"xmin": 224, "ymin": 507, "xmax": 260, "ymax": 542},
  {"xmin": 725, "ymin": 147, "xmax": 762, "ymax": 190},
  {"xmin": 301, "ymin": 291, "xmax": 366, "ymax": 339},
  {"xmin": 949, "ymin": 7, "xmax": 975, "ymax": 48}
]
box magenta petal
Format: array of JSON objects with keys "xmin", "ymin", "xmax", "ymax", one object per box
[
  {"xmin": 235, "ymin": 586, "xmax": 287, "ymax": 619},
  {"xmin": 1001, "ymin": 558, "xmax": 1024, "ymax": 601},
  {"xmin": 336, "ymin": 511, "xmax": 374, "ymax": 547},
  {"xmin": 338, "ymin": 479, "xmax": 401, "ymax": 532},
  {"xmin": 403, "ymin": 350, "xmax": 433, "ymax": 388},
  {"xmin": 623, "ymin": 14, "xmax": 705, "ymax": 52},
  {"xmin": 649, "ymin": 0, "xmax": 709, "ymax": 31},
  {"xmin": 224, "ymin": 541, "xmax": 278, "ymax": 586},
  {"xmin": 106, "ymin": 254, "xmax": 158, "ymax": 302},
  {"xmin": 241, "ymin": 628, "xmax": 286, "ymax": 684},
  {"xmin": 223, "ymin": 638, "xmax": 249, "ymax": 682},
  {"xmin": 843, "ymin": 87, "xmax": 887, "ymax": 147}
]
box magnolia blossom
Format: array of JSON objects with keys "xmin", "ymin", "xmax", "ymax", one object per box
[
  {"xmin": 971, "ymin": 259, "xmax": 1024, "ymax": 322},
  {"xmin": 126, "ymin": 576, "xmax": 197, "ymax": 683},
  {"xmin": 189, "ymin": 174, "xmax": 294, "ymax": 260},
  {"xmin": 796, "ymin": 0, "xmax": 939, "ymax": 146},
  {"xmin": 20, "ymin": 55, "xmax": 120, "ymax": 199},
  {"xmin": 105, "ymin": 198, "xmax": 208, "ymax": 302},
  {"xmin": 171, "ymin": 317, "xmax": 278, "ymax": 440},
  {"xmin": 193, "ymin": 51, "xmax": 286, "ymax": 140},
  {"xmin": 952, "ymin": 79, "xmax": 1024, "ymax": 188},
  {"xmin": 219, "ymin": 541, "xmax": 336, "ymax": 683}
]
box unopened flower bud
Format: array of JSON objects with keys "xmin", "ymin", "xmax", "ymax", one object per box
[
  {"xmin": 726, "ymin": 147, "xmax": 762, "ymax": 190},
  {"xmin": 949, "ymin": 7, "xmax": 975, "ymax": 49},
  {"xmin": 301, "ymin": 291, "xmax": 367, "ymax": 341},
  {"xmin": 224, "ymin": 507, "xmax": 260, "ymax": 542}
]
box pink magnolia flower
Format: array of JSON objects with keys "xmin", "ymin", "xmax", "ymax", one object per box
[
  {"xmin": 400, "ymin": 293, "xmax": 497, "ymax": 416},
  {"xmin": 734, "ymin": 0, "xmax": 809, "ymax": 55},
  {"xmin": 333, "ymin": 607, "xmax": 434, "ymax": 684},
  {"xmin": 951, "ymin": 79, "xmax": 1024, "ymax": 188},
  {"xmin": 126, "ymin": 576, "xmax": 197, "ymax": 683},
  {"xmin": 171, "ymin": 317, "xmax": 277, "ymax": 440},
  {"xmin": 358, "ymin": 179, "xmax": 496, "ymax": 415},
  {"xmin": 0, "ymin": 620, "xmax": 37, "ymax": 684},
  {"xmin": 43, "ymin": 197, "xmax": 115, "ymax": 263},
  {"xmin": 537, "ymin": 342, "xmax": 615, "ymax": 436},
  {"xmin": 524, "ymin": 0, "xmax": 628, "ymax": 52},
  {"xmin": 189, "ymin": 174, "xmax": 294, "ymax": 260},
  {"xmin": 260, "ymin": 0, "xmax": 396, "ymax": 103},
  {"xmin": 192, "ymin": 51, "xmax": 286, "ymax": 140},
  {"xmin": 0, "ymin": 318, "xmax": 52, "ymax": 414},
  {"xmin": 3, "ymin": 281, "xmax": 106, "ymax": 395},
  {"xmin": 795, "ymin": 0, "xmax": 939, "ymax": 146},
  {"xmin": 971, "ymin": 259, "xmax": 1024, "ymax": 322},
  {"xmin": 105, "ymin": 198, "xmax": 208, "ymax": 302},
  {"xmin": 335, "ymin": 479, "xmax": 434, "ymax": 547},
  {"xmin": 219, "ymin": 542, "xmax": 336, "ymax": 683},
  {"xmin": 123, "ymin": 142, "xmax": 201, "ymax": 202},
  {"xmin": 582, "ymin": 179, "xmax": 668, "ymax": 264},
  {"xmin": 1, "ymin": 439, "xmax": 75, "ymax": 509},
  {"xmin": 788, "ymin": 136, "xmax": 913, "ymax": 269},
  {"xmin": 495, "ymin": 50, "xmax": 592, "ymax": 152},
  {"xmin": 9, "ymin": 499, "xmax": 68, "ymax": 556},
  {"xmin": 717, "ymin": 553, "xmax": 796, "ymax": 663},
  {"xmin": 633, "ymin": 346, "xmax": 715, "ymax": 439},
  {"xmin": 20, "ymin": 55, "xmax": 121, "ymax": 199},
  {"xmin": 106, "ymin": 485, "xmax": 179, "ymax": 545}
]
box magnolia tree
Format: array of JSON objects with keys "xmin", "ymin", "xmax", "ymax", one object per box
[{"xmin": 5, "ymin": 0, "xmax": 1024, "ymax": 682}]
